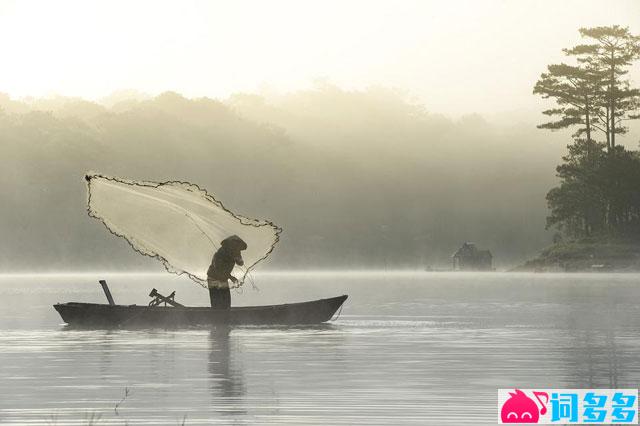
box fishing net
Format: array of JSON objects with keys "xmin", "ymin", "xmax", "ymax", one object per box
[{"xmin": 85, "ymin": 173, "xmax": 281, "ymax": 288}]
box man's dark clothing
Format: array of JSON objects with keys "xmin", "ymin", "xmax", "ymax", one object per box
[
  {"xmin": 207, "ymin": 248, "xmax": 236, "ymax": 309},
  {"xmin": 207, "ymin": 249, "xmax": 236, "ymax": 282},
  {"xmin": 208, "ymin": 286, "xmax": 230, "ymax": 309}
]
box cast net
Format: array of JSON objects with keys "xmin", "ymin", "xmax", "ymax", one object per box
[{"xmin": 85, "ymin": 173, "xmax": 281, "ymax": 288}]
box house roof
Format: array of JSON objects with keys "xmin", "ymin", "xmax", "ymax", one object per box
[{"xmin": 452, "ymin": 242, "xmax": 492, "ymax": 258}]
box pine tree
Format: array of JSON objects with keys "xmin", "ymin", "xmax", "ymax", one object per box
[
  {"xmin": 564, "ymin": 26, "xmax": 640, "ymax": 150},
  {"xmin": 537, "ymin": 26, "xmax": 640, "ymax": 239},
  {"xmin": 534, "ymin": 63, "xmax": 603, "ymax": 143}
]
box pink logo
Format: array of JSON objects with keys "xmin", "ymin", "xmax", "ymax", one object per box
[{"xmin": 500, "ymin": 389, "xmax": 548, "ymax": 423}]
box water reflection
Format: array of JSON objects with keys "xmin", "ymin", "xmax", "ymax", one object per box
[
  {"xmin": 566, "ymin": 325, "xmax": 623, "ymax": 389},
  {"xmin": 1, "ymin": 273, "xmax": 640, "ymax": 425},
  {"xmin": 208, "ymin": 327, "xmax": 246, "ymax": 416},
  {"xmin": 560, "ymin": 295, "xmax": 630, "ymax": 389}
]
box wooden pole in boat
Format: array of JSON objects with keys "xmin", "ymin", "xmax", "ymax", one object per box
[{"xmin": 99, "ymin": 280, "xmax": 116, "ymax": 306}]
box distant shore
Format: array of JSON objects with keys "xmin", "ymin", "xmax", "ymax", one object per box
[{"xmin": 513, "ymin": 239, "xmax": 640, "ymax": 272}]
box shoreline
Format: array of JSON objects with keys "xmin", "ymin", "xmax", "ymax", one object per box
[{"xmin": 513, "ymin": 240, "xmax": 640, "ymax": 273}]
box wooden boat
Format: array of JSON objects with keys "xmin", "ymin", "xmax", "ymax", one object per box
[{"xmin": 54, "ymin": 288, "xmax": 348, "ymax": 328}]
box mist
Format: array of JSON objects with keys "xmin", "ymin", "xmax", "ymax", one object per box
[
  {"xmin": 2, "ymin": 1, "xmax": 639, "ymax": 116},
  {"xmin": 4, "ymin": 2, "xmax": 640, "ymax": 424},
  {"xmin": 0, "ymin": 86, "xmax": 589, "ymax": 271},
  {"xmin": 1, "ymin": 1, "xmax": 638, "ymax": 275}
]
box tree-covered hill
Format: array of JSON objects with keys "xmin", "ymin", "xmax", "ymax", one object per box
[{"xmin": 1, "ymin": 87, "xmax": 570, "ymax": 271}]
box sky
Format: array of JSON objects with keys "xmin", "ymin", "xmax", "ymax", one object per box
[{"xmin": 0, "ymin": 0, "xmax": 639, "ymax": 117}]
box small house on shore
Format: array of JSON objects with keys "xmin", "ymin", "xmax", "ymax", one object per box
[{"xmin": 452, "ymin": 242, "xmax": 493, "ymax": 271}]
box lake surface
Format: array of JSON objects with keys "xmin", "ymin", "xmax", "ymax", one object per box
[{"xmin": 0, "ymin": 272, "xmax": 639, "ymax": 425}]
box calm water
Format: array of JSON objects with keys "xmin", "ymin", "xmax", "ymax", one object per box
[{"xmin": 0, "ymin": 272, "xmax": 639, "ymax": 425}]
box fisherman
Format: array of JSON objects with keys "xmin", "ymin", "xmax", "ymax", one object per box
[{"xmin": 207, "ymin": 235, "xmax": 247, "ymax": 309}]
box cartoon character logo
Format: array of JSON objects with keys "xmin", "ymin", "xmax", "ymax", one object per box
[{"xmin": 501, "ymin": 389, "xmax": 548, "ymax": 423}]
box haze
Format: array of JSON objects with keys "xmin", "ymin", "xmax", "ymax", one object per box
[
  {"xmin": 1, "ymin": 0, "xmax": 639, "ymax": 117},
  {"xmin": 1, "ymin": 1, "xmax": 640, "ymax": 272}
]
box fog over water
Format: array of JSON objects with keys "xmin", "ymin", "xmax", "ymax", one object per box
[{"xmin": 1, "ymin": 272, "xmax": 639, "ymax": 424}]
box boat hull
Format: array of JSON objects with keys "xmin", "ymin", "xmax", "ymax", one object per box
[{"xmin": 53, "ymin": 295, "xmax": 348, "ymax": 328}]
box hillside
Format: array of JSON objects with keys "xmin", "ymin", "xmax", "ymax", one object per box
[{"xmin": 0, "ymin": 88, "xmax": 566, "ymax": 271}]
